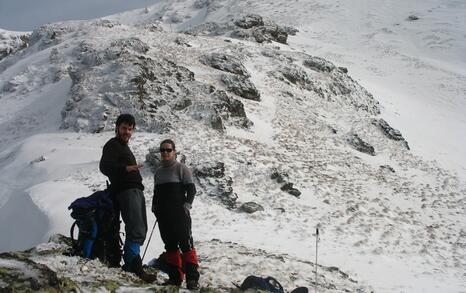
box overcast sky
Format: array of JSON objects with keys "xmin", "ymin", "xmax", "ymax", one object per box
[{"xmin": 0, "ymin": 0, "xmax": 160, "ymax": 31}]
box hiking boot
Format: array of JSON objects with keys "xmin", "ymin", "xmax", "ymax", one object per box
[
  {"xmin": 138, "ymin": 271, "xmax": 158, "ymax": 283},
  {"xmin": 186, "ymin": 279, "xmax": 199, "ymax": 290},
  {"xmin": 162, "ymin": 279, "xmax": 181, "ymax": 286},
  {"xmin": 123, "ymin": 255, "xmax": 157, "ymax": 283}
]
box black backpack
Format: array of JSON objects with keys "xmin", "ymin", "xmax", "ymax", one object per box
[
  {"xmin": 68, "ymin": 189, "xmax": 121, "ymax": 267},
  {"xmin": 238, "ymin": 276, "xmax": 284, "ymax": 293}
]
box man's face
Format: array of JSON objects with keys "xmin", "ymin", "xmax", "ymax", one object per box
[
  {"xmin": 160, "ymin": 143, "xmax": 176, "ymax": 161},
  {"xmin": 116, "ymin": 122, "xmax": 134, "ymax": 143}
]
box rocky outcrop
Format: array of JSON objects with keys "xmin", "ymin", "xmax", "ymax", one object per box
[
  {"xmin": 60, "ymin": 35, "xmax": 252, "ymax": 133},
  {"xmin": 304, "ymin": 56, "xmax": 337, "ymax": 73},
  {"xmin": 185, "ymin": 14, "xmax": 292, "ymax": 44},
  {"xmin": 234, "ymin": 14, "xmax": 264, "ymax": 29},
  {"xmin": 372, "ymin": 118, "xmax": 410, "ymax": 150},
  {"xmin": 273, "ymin": 57, "xmax": 380, "ymax": 115},
  {"xmin": 221, "ymin": 74, "xmax": 261, "ymax": 101},
  {"xmin": 200, "ymin": 53, "xmax": 250, "ymax": 77},
  {"xmin": 280, "ymin": 182, "xmax": 302, "ymax": 197},
  {"xmin": 194, "ymin": 162, "xmax": 238, "ymax": 208},
  {"xmin": 279, "ymin": 65, "xmax": 314, "ymax": 89},
  {"xmin": 0, "ymin": 30, "xmax": 29, "ymax": 62},
  {"xmin": 347, "ymin": 133, "xmax": 375, "ymax": 156},
  {"xmin": 271, "ymin": 170, "xmax": 302, "ymax": 197}
]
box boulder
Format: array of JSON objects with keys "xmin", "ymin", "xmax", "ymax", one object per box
[
  {"xmin": 239, "ymin": 202, "xmax": 264, "ymax": 213},
  {"xmin": 221, "ymin": 74, "xmax": 261, "ymax": 101},
  {"xmin": 271, "ymin": 170, "xmax": 288, "ymax": 183},
  {"xmin": 280, "ymin": 182, "xmax": 302, "ymax": 197}
]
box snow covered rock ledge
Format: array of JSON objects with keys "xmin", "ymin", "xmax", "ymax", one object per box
[{"xmin": 0, "ymin": 235, "xmax": 373, "ymax": 292}]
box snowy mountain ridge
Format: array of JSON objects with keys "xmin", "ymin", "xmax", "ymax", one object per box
[{"xmin": 0, "ymin": 1, "xmax": 465, "ymax": 292}]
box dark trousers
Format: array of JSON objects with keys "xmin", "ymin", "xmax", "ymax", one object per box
[
  {"xmin": 157, "ymin": 208, "xmax": 192, "ymax": 252},
  {"xmin": 116, "ymin": 188, "xmax": 148, "ymax": 245},
  {"xmin": 157, "ymin": 208, "xmax": 199, "ymax": 283}
]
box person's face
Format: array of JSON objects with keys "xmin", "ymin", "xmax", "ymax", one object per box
[
  {"xmin": 116, "ymin": 122, "xmax": 134, "ymax": 143},
  {"xmin": 160, "ymin": 143, "xmax": 176, "ymax": 161}
]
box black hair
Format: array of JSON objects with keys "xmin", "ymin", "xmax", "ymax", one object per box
[
  {"xmin": 160, "ymin": 139, "xmax": 176, "ymax": 150},
  {"xmin": 115, "ymin": 114, "xmax": 136, "ymax": 128}
]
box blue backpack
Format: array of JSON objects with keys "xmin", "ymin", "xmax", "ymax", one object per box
[{"xmin": 68, "ymin": 189, "xmax": 121, "ymax": 266}]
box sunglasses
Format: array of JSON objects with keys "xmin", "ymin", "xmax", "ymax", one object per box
[{"xmin": 159, "ymin": 148, "xmax": 173, "ymax": 153}]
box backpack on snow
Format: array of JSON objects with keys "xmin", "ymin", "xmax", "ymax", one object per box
[
  {"xmin": 67, "ymin": 189, "xmax": 121, "ymax": 267},
  {"xmin": 237, "ymin": 276, "xmax": 284, "ymax": 293}
]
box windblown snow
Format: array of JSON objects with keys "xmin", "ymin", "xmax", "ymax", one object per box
[{"xmin": 0, "ymin": 1, "xmax": 465, "ymax": 292}]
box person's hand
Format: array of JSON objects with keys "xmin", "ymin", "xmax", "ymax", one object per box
[
  {"xmin": 126, "ymin": 163, "xmax": 143, "ymax": 172},
  {"xmin": 183, "ymin": 202, "xmax": 192, "ymax": 214}
]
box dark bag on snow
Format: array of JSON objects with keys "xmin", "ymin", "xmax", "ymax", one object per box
[
  {"xmin": 239, "ymin": 275, "xmax": 284, "ymax": 293},
  {"xmin": 68, "ymin": 189, "xmax": 121, "ymax": 267}
]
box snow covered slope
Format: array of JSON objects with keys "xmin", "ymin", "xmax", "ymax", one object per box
[
  {"xmin": 0, "ymin": 1, "xmax": 465, "ymax": 292},
  {"xmin": 109, "ymin": 0, "xmax": 466, "ymax": 177}
]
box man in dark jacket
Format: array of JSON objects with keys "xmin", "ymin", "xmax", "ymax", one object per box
[
  {"xmin": 152, "ymin": 139, "xmax": 200, "ymax": 289},
  {"xmin": 100, "ymin": 114, "xmax": 156, "ymax": 282}
]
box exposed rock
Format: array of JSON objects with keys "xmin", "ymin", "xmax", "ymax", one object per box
[
  {"xmin": 304, "ymin": 56, "xmax": 337, "ymax": 72},
  {"xmin": 239, "ymin": 202, "xmax": 264, "ymax": 213},
  {"xmin": 29, "ymin": 23, "xmax": 75, "ymax": 50},
  {"xmin": 347, "ymin": 134, "xmax": 375, "ymax": 156},
  {"xmin": 221, "ymin": 74, "xmax": 261, "ymax": 101},
  {"xmin": 195, "ymin": 162, "xmax": 225, "ymax": 178},
  {"xmin": 58, "ymin": 33, "xmax": 254, "ymax": 134},
  {"xmin": 282, "ymin": 26, "xmax": 299, "ymax": 36},
  {"xmin": 234, "ymin": 14, "xmax": 264, "ymax": 29},
  {"xmin": 200, "ymin": 53, "xmax": 250, "ymax": 76},
  {"xmin": 0, "ymin": 251, "xmax": 77, "ymax": 292},
  {"xmin": 407, "ymin": 15, "xmax": 420, "ymax": 21},
  {"xmin": 338, "ymin": 66, "xmax": 348, "ymax": 74},
  {"xmin": 279, "ymin": 65, "xmax": 315, "ymax": 90},
  {"xmin": 372, "ymin": 118, "xmax": 410, "ymax": 150},
  {"xmin": 380, "ymin": 165, "xmax": 395, "ymax": 173},
  {"xmin": 274, "ymin": 61, "xmax": 380, "ymax": 115},
  {"xmin": 174, "ymin": 98, "xmax": 192, "ymax": 110},
  {"xmin": 174, "ymin": 37, "xmax": 191, "ymax": 47},
  {"xmin": 210, "ymin": 113, "xmax": 225, "ymax": 130},
  {"xmin": 145, "ymin": 147, "xmax": 163, "ymax": 173},
  {"xmin": 212, "ymin": 90, "xmax": 253, "ymax": 129},
  {"xmin": 271, "ymin": 170, "xmax": 288, "ymax": 183},
  {"xmin": 185, "ymin": 14, "xmax": 292, "ymax": 44},
  {"xmin": 0, "ymin": 31, "xmax": 29, "ymax": 61},
  {"xmin": 194, "ymin": 162, "xmax": 237, "ymax": 207},
  {"xmin": 280, "ymin": 182, "xmax": 302, "ymax": 197},
  {"xmin": 251, "ymin": 24, "xmax": 288, "ymax": 44}
]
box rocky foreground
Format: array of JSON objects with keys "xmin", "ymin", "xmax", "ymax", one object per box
[{"xmin": 0, "ymin": 234, "xmax": 370, "ymax": 292}]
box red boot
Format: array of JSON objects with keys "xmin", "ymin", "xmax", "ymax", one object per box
[
  {"xmin": 182, "ymin": 249, "xmax": 200, "ymax": 289},
  {"xmin": 165, "ymin": 250, "xmax": 184, "ymax": 286}
]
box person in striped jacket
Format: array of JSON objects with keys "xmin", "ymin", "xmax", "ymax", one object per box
[{"xmin": 152, "ymin": 139, "xmax": 200, "ymax": 290}]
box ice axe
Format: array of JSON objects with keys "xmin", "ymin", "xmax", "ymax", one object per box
[{"xmin": 142, "ymin": 220, "xmax": 157, "ymax": 262}]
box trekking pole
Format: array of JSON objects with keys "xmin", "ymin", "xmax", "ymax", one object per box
[
  {"xmin": 315, "ymin": 226, "xmax": 319, "ymax": 293},
  {"xmin": 142, "ymin": 220, "xmax": 157, "ymax": 262}
]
